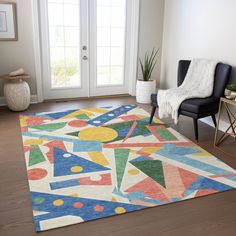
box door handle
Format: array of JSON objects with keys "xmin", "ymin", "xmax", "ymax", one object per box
[
  {"xmin": 82, "ymin": 46, "xmax": 87, "ymax": 50},
  {"xmin": 82, "ymin": 56, "xmax": 88, "ymax": 60}
]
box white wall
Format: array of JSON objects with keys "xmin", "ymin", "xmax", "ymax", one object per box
[
  {"xmin": 161, "ymin": 0, "xmax": 236, "ymax": 89},
  {"xmin": 0, "ymin": 0, "xmax": 165, "ymax": 99},
  {"xmin": 0, "ymin": 0, "xmax": 37, "ymax": 96},
  {"xmin": 161, "ymin": 0, "xmax": 236, "ymax": 129},
  {"xmin": 138, "ymin": 0, "xmax": 165, "ymax": 87}
]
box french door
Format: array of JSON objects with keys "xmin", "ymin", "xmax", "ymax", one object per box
[{"xmin": 40, "ymin": 0, "xmax": 138, "ymax": 100}]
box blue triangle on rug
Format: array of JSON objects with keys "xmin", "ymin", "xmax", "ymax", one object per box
[{"xmin": 53, "ymin": 148, "xmax": 110, "ymax": 177}]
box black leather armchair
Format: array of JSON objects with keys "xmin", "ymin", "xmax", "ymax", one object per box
[{"xmin": 149, "ymin": 60, "xmax": 232, "ymax": 140}]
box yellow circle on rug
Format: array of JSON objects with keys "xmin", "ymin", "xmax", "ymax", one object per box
[
  {"xmin": 115, "ymin": 207, "xmax": 126, "ymax": 214},
  {"xmin": 79, "ymin": 127, "xmax": 118, "ymax": 142},
  {"xmin": 53, "ymin": 199, "xmax": 64, "ymax": 206},
  {"xmin": 128, "ymin": 169, "xmax": 140, "ymax": 175},
  {"xmin": 71, "ymin": 166, "xmax": 83, "ymax": 173}
]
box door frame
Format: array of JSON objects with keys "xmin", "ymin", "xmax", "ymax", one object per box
[{"xmin": 31, "ymin": 0, "xmax": 140, "ymax": 101}]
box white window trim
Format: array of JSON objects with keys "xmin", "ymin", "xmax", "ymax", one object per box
[
  {"xmin": 31, "ymin": 0, "xmax": 43, "ymax": 102},
  {"xmin": 128, "ymin": 0, "xmax": 140, "ymax": 96}
]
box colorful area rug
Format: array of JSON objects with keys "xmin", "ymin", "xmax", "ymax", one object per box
[{"xmin": 19, "ymin": 105, "xmax": 236, "ymax": 231}]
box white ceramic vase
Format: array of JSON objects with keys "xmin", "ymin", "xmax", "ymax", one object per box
[
  {"xmin": 4, "ymin": 79, "xmax": 30, "ymax": 111},
  {"xmin": 136, "ymin": 80, "xmax": 156, "ymax": 104}
]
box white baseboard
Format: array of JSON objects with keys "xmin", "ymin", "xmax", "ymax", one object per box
[
  {"xmin": 200, "ymin": 117, "xmax": 229, "ymax": 133},
  {"xmin": 0, "ymin": 95, "xmax": 38, "ymax": 106}
]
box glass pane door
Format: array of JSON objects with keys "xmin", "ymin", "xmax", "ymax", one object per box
[
  {"xmin": 40, "ymin": 0, "xmax": 135, "ymax": 99},
  {"xmin": 48, "ymin": 0, "xmax": 81, "ymax": 88},
  {"xmin": 96, "ymin": 0, "xmax": 126, "ymax": 86},
  {"xmin": 89, "ymin": 0, "xmax": 129, "ymax": 96},
  {"xmin": 40, "ymin": 0, "xmax": 89, "ymax": 100}
]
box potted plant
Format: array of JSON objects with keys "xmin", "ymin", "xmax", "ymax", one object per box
[
  {"xmin": 136, "ymin": 48, "xmax": 159, "ymax": 104},
  {"xmin": 225, "ymin": 84, "xmax": 236, "ymax": 99},
  {"xmin": 226, "ymin": 84, "xmax": 236, "ymax": 92}
]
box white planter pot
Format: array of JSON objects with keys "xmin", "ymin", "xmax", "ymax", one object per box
[
  {"xmin": 4, "ymin": 79, "xmax": 30, "ymax": 111},
  {"xmin": 136, "ymin": 80, "xmax": 156, "ymax": 104}
]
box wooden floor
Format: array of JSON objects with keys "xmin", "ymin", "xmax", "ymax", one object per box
[{"xmin": 0, "ymin": 96, "xmax": 236, "ymax": 236}]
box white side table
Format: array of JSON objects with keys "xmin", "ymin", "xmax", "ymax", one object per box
[{"xmin": 0, "ymin": 74, "xmax": 31, "ymax": 111}]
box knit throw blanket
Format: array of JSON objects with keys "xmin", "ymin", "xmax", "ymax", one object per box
[{"xmin": 158, "ymin": 59, "xmax": 218, "ymax": 124}]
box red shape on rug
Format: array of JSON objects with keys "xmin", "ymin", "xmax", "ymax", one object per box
[
  {"xmin": 135, "ymin": 151, "xmax": 155, "ymax": 159},
  {"xmin": 104, "ymin": 142, "xmax": 194, "ymax": 149},
  {"xmin": 195, "ymin": 189, "xmax": 218, "ymax": 197},
  {"xmin": 44, "ymin": 140, "xmax": 67, "ymax": 163},
  {"xmin": 94, "ymin": 205, "xmax": 104, "ymax": 212},
  {"xmin": 178, "ymin": 167, "xmax": 199, "ymax": 189},
  {"xmin": 209, "ymin": 173, "xmax": 236, "ymax": 178},
  {"xmin": 21, "ymin": 127, "xmax": 28, "ymax": 132},
  {"xmin": 24, "ymin": 145, "xmax": 33, "ymax": 153},
  {"xmin": 125, "ymin": 177, "xmax": 170, "ymax": 202},
  {"xmin": 120, "ymin": 115, "xmax": 140, "ymax": 121},
  {"xmin": 26, "ymin": 116, "xmax": 51, "ymax": 126},
  {"xmin": 28, "ymin": 168, "xmax": 48, "ymax": 180},
  {"xmin": 79, "ymin": 173, "xmax": 112, "ymax": 186},
  {"xmin": 73, "ymin": 202, "xmax": 84, "ymax": 209},
  {"xmin": 147, "ymin": 125, "xmax": 167, "ymax": 141},
  {"xmin": 68, "ymin": 120, "xmax": 87, "ymax": 128}
]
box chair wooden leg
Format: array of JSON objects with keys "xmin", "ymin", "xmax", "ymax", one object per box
[
  {"xmin": 193, "ymin": 118, "xmax": 199, "ymax": 140},
  {"xmin": 149, "ymin": 106, "xmax": 157, "ymax": 124},
  {"xmin": 211, "ymin": 114, "xmax": 217, "ymax": 127}
]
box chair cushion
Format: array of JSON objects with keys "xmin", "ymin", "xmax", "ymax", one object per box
[
  {"xmin": 151, "ymin": 93, "xmax": 219, "ymax": 114},
  {"xmin": 180, "ymin": 97, "xmax": 220, "ymax": 114}
]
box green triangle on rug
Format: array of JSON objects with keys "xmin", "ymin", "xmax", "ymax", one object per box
[
  {"xmin": 29, "ymin": 122, "xmax": 67, "ymax": 132},
  {"xmin": 66, "ymin": 131, "xmax": 80, "ymax": 137},
  {"xmin": 76, "ymin": 114, "xmax": 90, "ymax": 120},
  {"xmin": 29, "ymin": 146, "xmax": 46, "ymax": 166},
  {"xmin": 131, "ymin": 160, "xmax": 166, "ymax": 188},
  {"xmin": 114, "ymin": 149, "xmax": 129, "ymax": 190}
]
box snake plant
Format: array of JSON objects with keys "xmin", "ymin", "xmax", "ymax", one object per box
[{"xmin": 139, "ymin": 48, "xmax": 159, "ymax": 81}]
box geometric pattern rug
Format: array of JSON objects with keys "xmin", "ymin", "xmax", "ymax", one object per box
[{"xmin": 19, "ymin": 105, "xmax": 236, "ymax": 232}]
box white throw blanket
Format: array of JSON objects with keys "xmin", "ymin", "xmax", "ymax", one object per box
[{"xmin": 158, "ymin": 59, "xmax": 218, "ymax": 124}]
